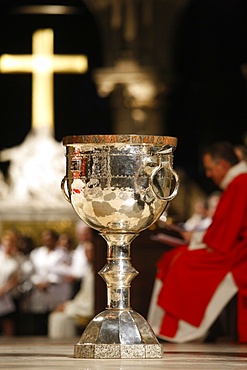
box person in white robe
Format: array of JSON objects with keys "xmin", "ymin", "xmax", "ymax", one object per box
[
  {"xmin": 63, "ymin": 222, "xmax": 94, "ymax": 298},
  {"xmin": 48, "ymin": 240, "xmax": 94, "ymax": 338},
  {"xmin": 25, "ymin": 229, "xmax": 72, "ymax": 335},
  {"xmin": 0, "ymin": 230, "xmax": 20, "ymax": 336}
]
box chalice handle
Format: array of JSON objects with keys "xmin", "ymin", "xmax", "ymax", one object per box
[
  {"xmin": 61, "ymin": 176, "xmax": 71, "ymax": 203},
  {"xmin": 150, "ymin": 162, "xmax": 179, "ymax": 201}
]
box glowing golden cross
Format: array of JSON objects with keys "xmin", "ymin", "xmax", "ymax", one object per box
[{"xmin": 0, "ymin": 29, "xmax": 88, "ymax": 134}]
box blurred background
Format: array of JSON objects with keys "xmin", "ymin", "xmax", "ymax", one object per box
[
  {"xmin": 1, "ymin": 0, "xmax": 247, "ymax": 194},
  {"xmin": 0, "ymin": 0, "xmax": 247, "ymax": 339}
]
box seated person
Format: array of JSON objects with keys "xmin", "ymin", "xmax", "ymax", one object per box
[{"xmin": 148, "ymin": 141, "xmax": 247, "ymax": 343}]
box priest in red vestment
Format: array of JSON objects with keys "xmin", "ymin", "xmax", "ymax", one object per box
[{"xmin": 149, "ymin": 141, "xmax": 247, "ymax": 343}]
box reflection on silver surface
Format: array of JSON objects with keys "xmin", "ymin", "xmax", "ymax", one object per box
[{"xmin": 62, "ymin": 134, "xmax": 179, "ymax": 358}]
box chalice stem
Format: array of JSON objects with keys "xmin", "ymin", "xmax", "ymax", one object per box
[
  {"xmin": 75, "ymin": 232, "xmax": 163, "ymax": 358},
  {"xmin": 99, "ymin": 233, "xmax": 138, "ymax": 310}
]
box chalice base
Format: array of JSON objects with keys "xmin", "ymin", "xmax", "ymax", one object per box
[{"xmin": 74, "ymin": 309, "xmax": 163, "ymax": 359}]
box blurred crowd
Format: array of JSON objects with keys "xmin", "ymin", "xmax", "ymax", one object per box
[{"xmin": 0, "ymin": 222, "xmax": 94, "ymax": 337}]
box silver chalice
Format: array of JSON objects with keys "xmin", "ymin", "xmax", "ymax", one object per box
[{"xmin": 61, "ymin": 134, "xmax": 179, "ymax": 359}]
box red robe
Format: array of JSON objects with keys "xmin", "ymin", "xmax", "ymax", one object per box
[{"xmin": 157, "ymin": 173, "xmax": 247, "ymax": 342}]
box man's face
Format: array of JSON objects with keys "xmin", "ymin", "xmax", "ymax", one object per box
[{"xmin": 203, "ymin": 153, "xmax": 229, "ymax": 186}]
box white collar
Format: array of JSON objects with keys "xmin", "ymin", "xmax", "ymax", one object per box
[{"xmin": 220, "ymin": 161, "xmax": 247, "ymax": 190}]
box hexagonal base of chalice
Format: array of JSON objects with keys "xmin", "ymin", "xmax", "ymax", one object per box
[{"xmin": 74, "ymin": 309, "xmax": 163, "ymax": 359}]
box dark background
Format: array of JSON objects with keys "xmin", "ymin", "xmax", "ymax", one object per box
[
  {"xmin": 1, "ymin": 0, "xmax": 247, "ymax": 193},
  {"xmin": 165, "ymin": 0, "xmax": 247, "ymax": 190},
  {"xmin": 0, "ymin": 0, "xmax": 113, "ymax": 149}
]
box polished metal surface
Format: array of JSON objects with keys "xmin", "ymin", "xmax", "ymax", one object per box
[{"xmin": 62, "ymin": 134, "xmax": 179, "ymax": 358}]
